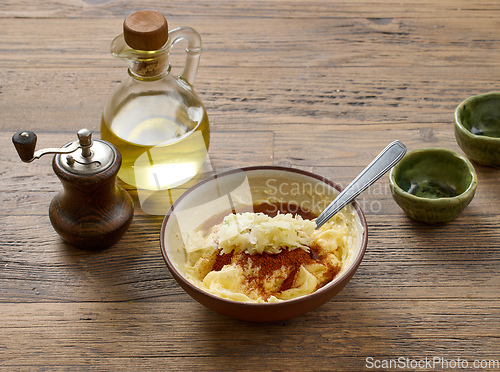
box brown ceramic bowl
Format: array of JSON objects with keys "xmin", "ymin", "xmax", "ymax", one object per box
[{"xmin": 160, "ymin": 166, "xmax": 368, "ymax": 322}]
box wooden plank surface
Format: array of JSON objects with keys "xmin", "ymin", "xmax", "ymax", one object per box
[{"xmin": 1, "ymin": 1, "xmax": 499, "ymax": 371}]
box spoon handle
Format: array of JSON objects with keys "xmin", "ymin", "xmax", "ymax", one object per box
[{"xmin": 315, "ymin": 140, "xmax": 407, "ymax": 229}]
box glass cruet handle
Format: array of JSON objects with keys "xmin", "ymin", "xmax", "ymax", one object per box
[{"xmin": 168, "ymin": 26, "xmax": 202, "ymax": 86}]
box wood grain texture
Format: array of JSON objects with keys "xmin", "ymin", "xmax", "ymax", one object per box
[{"xmin": 1, "ymin": 0, "xmax": 499, "ymax": 371}]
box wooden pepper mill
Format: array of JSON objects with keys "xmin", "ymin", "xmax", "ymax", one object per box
[{"xmin": 12, "ymin": 129, "xmax": 134, "ymax": 250}]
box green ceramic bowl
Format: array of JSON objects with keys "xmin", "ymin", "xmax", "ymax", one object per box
[
  {"xmin": 389, "ymin": 148, "xmax": 477, "ymax": 224},
  {"xmin": 455, "ymin": 92, "xmax": 500, "ymax": 167}
]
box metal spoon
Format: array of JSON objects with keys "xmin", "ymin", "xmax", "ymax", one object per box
[{"xmin": 315, "ymin": 140, "xmax": 407, "ymax": 229}]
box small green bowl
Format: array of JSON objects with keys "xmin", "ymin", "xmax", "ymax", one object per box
[
  {"xmin": 389, "ymin": 148, "xmax": 477, "ymax": 224},
  {"xmin": 455, "ymin": 92, "xmax": 500, "ymax": 167}
]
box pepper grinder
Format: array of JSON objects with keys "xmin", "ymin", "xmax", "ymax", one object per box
[{"xmin": 12, "ymin": 129, "xmax": 134, "ymax": 250}]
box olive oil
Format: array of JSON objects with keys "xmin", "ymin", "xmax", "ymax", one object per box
[
  {"xmin": 407, "ymin": 180, "xmax": 457, "ymax": 199},
  {"xmin": 470, "ymin": 122, "xmax": 500, "ymax": 138},
  {"xmin": 101, "ymin": 93, "xmax": 210, "ymax": 190}
]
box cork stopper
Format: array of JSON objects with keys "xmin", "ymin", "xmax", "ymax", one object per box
[{"xmin": 123, "ymin": 10, "xmax": 169, "ymax": 51}]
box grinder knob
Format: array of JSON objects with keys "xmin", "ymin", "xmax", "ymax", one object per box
[{"xmin": 12, "ymin": 131, "xmax": 38, "ymax": 162}]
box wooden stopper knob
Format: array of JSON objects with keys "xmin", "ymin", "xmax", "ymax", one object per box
[{"xmin": 123, "ymin": 10, "xmax": 169, "ymax": 51}]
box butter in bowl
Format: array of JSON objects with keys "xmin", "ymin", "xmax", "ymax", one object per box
[{"xmin": 160, "ymin": 166, "xmax": 368, "ymax": 322}]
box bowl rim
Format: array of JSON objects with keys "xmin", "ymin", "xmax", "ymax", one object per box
[
  {"xmin": 160, "ymin": 165, "xmax": 368, "ymax": 308},
  {"xmin": 388, "ymin": 147, "xmax": 478, "ymax": 202},
  {"xmin": 454, "ymin": 92, "xmax": 500, "ymax": 143}
]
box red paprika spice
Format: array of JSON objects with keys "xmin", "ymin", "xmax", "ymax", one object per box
[{"xmin": 207, "ymin": 202, "xmax": 341, "ymax": 301}]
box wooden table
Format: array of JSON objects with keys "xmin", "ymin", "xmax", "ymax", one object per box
[{"xmin": 1, "ymin": 1, "xmax": 499, "ymax": 370}]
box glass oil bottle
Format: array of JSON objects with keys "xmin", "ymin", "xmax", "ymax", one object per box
[{"xmin": 101, "ymin": 10, "xmax": 210, "ymax": 190}]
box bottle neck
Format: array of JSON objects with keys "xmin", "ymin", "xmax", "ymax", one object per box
[
  {"xmin": 128, "ymin": 51, "xmax": 171, "ymax": 80},
  {"xmin": 111, "ymin": 34, "xmax": 173, "ymax": 81}
]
